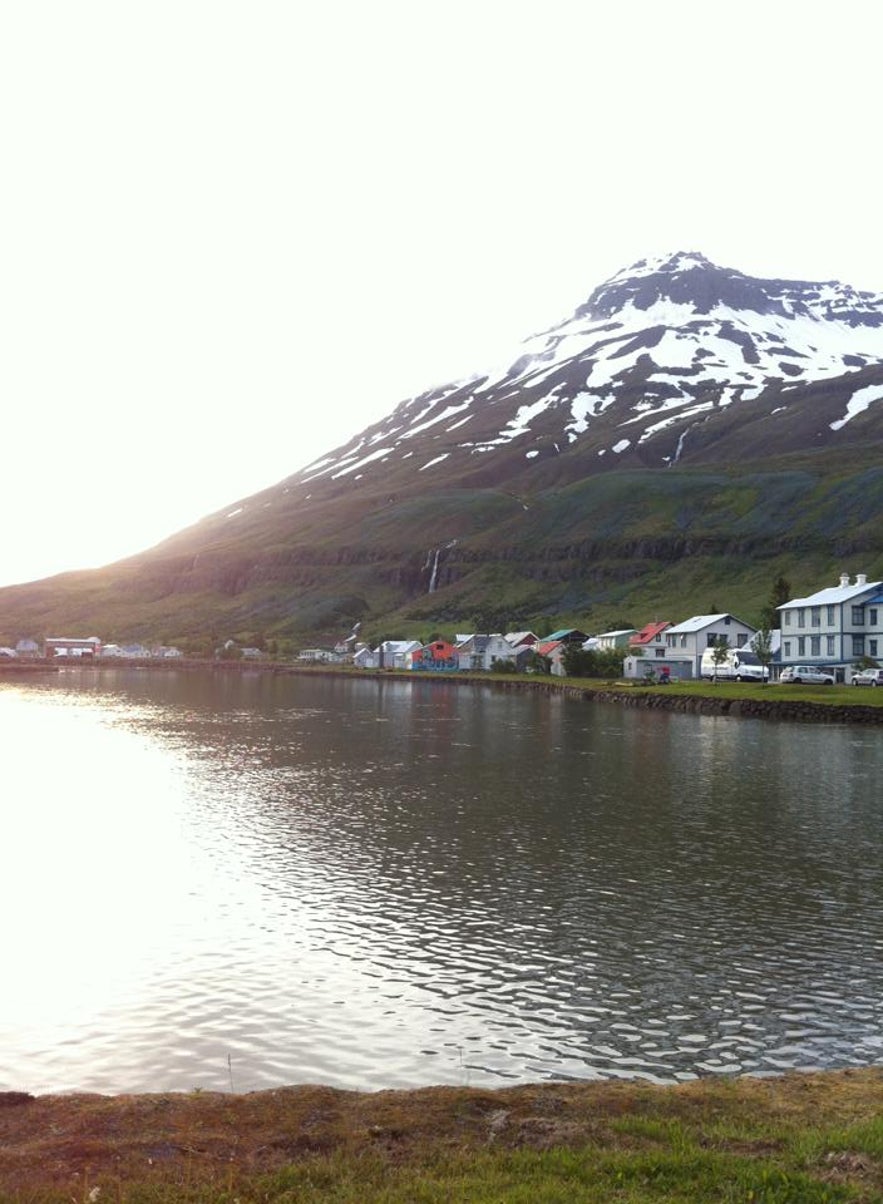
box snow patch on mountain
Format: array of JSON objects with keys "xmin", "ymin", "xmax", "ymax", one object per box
[{"xmin": 829, "ymin": 383, "xmax": 883, "ymax": 431}]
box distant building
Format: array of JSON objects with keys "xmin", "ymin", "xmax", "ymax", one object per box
[{"xmin": 44, "ymin": 636, "xmax": 102, "ymax": 659}]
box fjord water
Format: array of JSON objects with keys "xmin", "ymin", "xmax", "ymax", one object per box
[{"xmin": 1, "ymin": 669, "xmax": 881, "ymax": 1095}]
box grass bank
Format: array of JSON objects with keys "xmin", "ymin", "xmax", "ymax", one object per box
[{"xmin": 1, "ymin": 1070, "xmax": 882, "ymax": 1201}]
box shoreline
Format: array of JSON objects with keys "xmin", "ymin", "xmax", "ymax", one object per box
[{"xmin": 6, "ymin": 656, "xmax": 883, "ymax": 725}]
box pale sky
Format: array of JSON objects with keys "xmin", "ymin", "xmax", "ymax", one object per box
[{"xmin": 2, "ymin": 1, "xmax": 881, "ymax": 587}]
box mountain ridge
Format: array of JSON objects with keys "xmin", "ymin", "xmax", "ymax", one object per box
[{"xmin": 267, "ymin": 250, "xmax": 883, "ymax": 506}]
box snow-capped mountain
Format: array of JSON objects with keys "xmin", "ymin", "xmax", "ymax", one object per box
[
  {"xmin": 291, "ymin": 252, "xmax": 883, "ymax": 493},
  {"xmin": 4, "ymin": 254, "xmax": 882, "ymax": 644}
]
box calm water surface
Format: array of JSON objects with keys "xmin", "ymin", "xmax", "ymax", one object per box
[{"xmin": 1, "ymin": 668, "xmax": 882, "ymax": 1094}]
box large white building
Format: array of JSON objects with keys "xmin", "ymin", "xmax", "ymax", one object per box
[{"xmin": 778, "ymin": 572, "xmax": 883, "ymax": 681}]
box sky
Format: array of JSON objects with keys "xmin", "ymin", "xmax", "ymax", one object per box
[{"xmin": 2, "ymin": 1, "xmax": 881, "ymax": 587}]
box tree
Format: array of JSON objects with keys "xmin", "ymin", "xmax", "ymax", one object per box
[
  {"xmin": 562, "ymin": 644, "xmax": 628, "ymax": 679},
  {"xmin": 710, "ymin": 635, "xmax": 730, "ymax": 683},
  {"xmin": 759, "ymin": 574, "xmax": 792, "ymax": 630},
  {"xmin": 753, "ymin": 628, "xmax": 774, "ymax": 686}
]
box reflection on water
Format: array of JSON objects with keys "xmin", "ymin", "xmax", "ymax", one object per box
[{"xmin": 1, "ymin": 669, "xmax": 882, "ymax": 1094}]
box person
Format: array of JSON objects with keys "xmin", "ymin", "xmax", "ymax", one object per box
[{"xmin": 659, "ymin": 666, "xmax": 671, "ymax": 684}]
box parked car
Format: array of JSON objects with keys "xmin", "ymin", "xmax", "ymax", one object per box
[
  {"xmin": 779, "ymin": 665, "xmax": 835, "ymax": 685},
  {"xmin": 851, "ymin": 667, "xmax": 883, "ymax": 687}
]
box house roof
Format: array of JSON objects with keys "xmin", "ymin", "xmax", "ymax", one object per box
[
  {"xmin": 546, "ymin": 628, "xmax": 588, "ymax": 641},
  {"xmin": 666, "ymin": 613, "xmax": 755, "ymax": 635},
  {"xmin": 536, "ymin": 639, "xmax": 563, "ymax": 656},
  {"xmin": 630, "ymin": 621, "xmax": 671, "ymax": 645},
  {"xmin": 779, "ymin": 580, "xmax": 883, "ymax": 608},
  {"xmin": 505, "ymin": 631, "xmax": 538, "ymax": 645},
  {"xmin": 597, "ymin": 628, "xmax": 637, "ymax": 640}
]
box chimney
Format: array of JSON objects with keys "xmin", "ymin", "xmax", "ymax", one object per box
[
  {"xmin": 839, "ymin": 573, "xmax": 850, "ymax": 587},
  {"xmin": 856, "ymin": 573, "xmax": 868, "ymax": 587}
]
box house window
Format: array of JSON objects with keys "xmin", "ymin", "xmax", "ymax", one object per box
[
  {"xmin": 797, "ymin": 636, "xmax": 806, "ymax": 655},
  {"xmin": 736, "ymin": 633, "xmax": 747, "ymax": 647},
  {"xmin": 852, "ymin": 606, "xmax": 865, "ymax": 625},
  {"xmin": 655, "ymin": 647, "xmax": 665, "ymax": 658},
  {"xmin": 870, "ymin": 639, "xmax": 879, "ymax": 657},
  {"xmin": 827, "ymin": 605, "xmax": 835, "ymax": 624},
  {"xmin": 870, "ymin": 608, "xmax": 879, "ymax": 626},
  {"xmin": 666, "ymin": 634, "xmax": 675, "ymax": 647},
  {"xmin": 827, "ymin": 635, "xmax": 835, "ymax": 656},
  {"xmin": 724, "ymin": 616, "xmax": 731, "ymax": 625},
  {"xmin": 680, "ymin": 635, "xmax": 687, "ymax": 648},
  {"xmin": 811, "ymin": 636, "xmax": 820, "ymax": 656},
  {"xmin": 707, "ymin": 634, "xmax": 718, "ymax": 648},
  {"xmin": 811, "ymin": 607, "xmax": 820, "ymax": 627},
  {"xmin": 783, "ymin": 640, "xmax": 791, "ymax": 657},
  {"xmin": 783, "ymin": 610, "xmax": 792, "ymax": 627},
  {"xmin": 853, "ymin": 634, "xmax": 865, "ymax": 656},
  {"xmin": 798, "ymin": 610, "xmax": 806, "ymax": 628}
]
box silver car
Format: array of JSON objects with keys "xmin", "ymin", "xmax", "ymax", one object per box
[
  {"xmin": 779, "ymin": 665, "xmax": 835, "ymax": 685},
  {"xmin": 851, "ymin": 667, "xmax": 883, "ymax": 687}
]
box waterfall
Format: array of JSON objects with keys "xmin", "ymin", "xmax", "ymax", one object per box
[{"xmin": 428, "ymin": 548, "xmax": 441, "ymax": 593}]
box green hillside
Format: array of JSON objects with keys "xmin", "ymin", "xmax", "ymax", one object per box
[{"xmin": 2, "ymin": 445, "xmax": 881, "ymax": 650}]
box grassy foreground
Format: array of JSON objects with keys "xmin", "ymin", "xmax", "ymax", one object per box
[{"xmin": 2, "ymin": 1071, "xmax": 882, "ymax": 1202}]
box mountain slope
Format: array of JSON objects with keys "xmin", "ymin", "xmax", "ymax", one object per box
[{"xmin": 2, "ymin": 253, "xmax": 883, "ymax": 646}]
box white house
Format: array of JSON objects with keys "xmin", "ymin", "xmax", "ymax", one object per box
[
  {"xmin": 594, "ymin": 628, "xmax": 638, "ymax": 650},
  {"xmin": 664, "ymin": 613, "xmax": 757, "ymax": 678},
  {"xmin": 454, "ymin": 633, "xmax": 519, "ymax": 671},
  {"xmin": 778, "ymin": 572, "xmax": 883, "ymax": 680},
  {"xmin": 370, "ymin": 639, "xmax": 423, "ymax": 670},
  {"xmin": 505, "ymin": 631, "xmax": 539, "ymax": 649}
]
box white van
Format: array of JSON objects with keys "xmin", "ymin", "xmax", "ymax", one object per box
[{"xmin": 700, "ymin": 647, "xmax": 769, "ymax": 681}]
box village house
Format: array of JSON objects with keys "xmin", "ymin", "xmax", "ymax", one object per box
[
  {"xmin": 297, "ymin": 647, "xmax": 333, "ymax": 663},
  {"xmin": 454, "ymin": 633, "xmax": 520, "ymax": 671},
  {"xmin": 778, "ymin": 572, "xmax": 883, "ymax": 681},
  {"xmin": 411, "ymin": 639, "xmax": 459, "ymax": 671},
  {"xmin": 663, "ymin": 613, "xmax": 757, "ymax": 679},
  {"xmin": 545, "ymin": 628, "xmax": 589, "ymax": 646},
  {"xmin": 101, "ymin": 642, "xmax": 152, "ymax": 659},
  {"xmin": 352, "ymin": 640, "xmax": 424, "ymax": 670},
  {"xmin": 535, "ymin": 638, "xmax": 568, "ymax": 677},
  {"xmin": 594, "ymin": 628, "xmax": 638, "ymax": 650},
  {"xmin": 504, "ymin": 631, "xmax": 539, "ymax": 649},
  {"xmin": 629, "ymin": 621, "xmax": 672, "ymax": 659}
]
